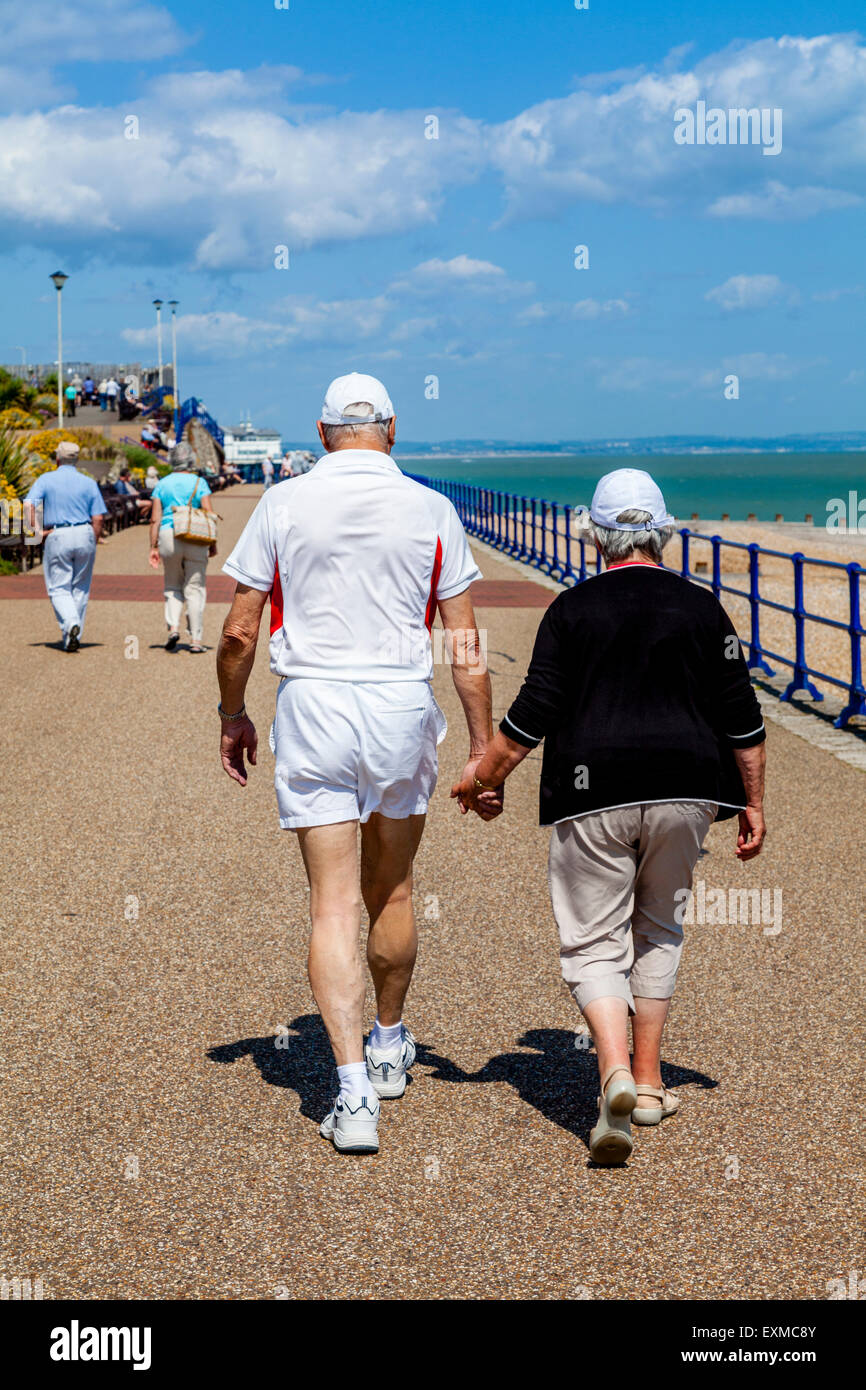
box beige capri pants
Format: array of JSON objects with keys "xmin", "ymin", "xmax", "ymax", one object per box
[
  {"xmin": 158, "ymin": 528, "xmax": 209, "ymax": 644},
  {"xmin": 548, "ymin": 801, "xmax": 717, "ymax": 1015}
]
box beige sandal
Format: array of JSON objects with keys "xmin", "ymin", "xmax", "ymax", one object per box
[
  {"xmin": 632, "ymin": 1084, "xmax": 680, "ymax": 1126},
  {"xmin": 589, "ymin": 1066, "xmax": 638, "ymax": 1165}
]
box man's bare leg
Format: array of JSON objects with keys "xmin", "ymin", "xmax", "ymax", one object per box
[
  {"xmin": 361, "ymin": 812, "xmax": 426, "ymax": 1025},
  {"xmin": 297, "ymin": 820, "xmax": 365, "ymax": 1066}
]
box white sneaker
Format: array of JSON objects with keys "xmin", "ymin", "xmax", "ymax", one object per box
[
  {"xmin": 365, "ymin": 1026, "xmax": 417, "ymax": 1099},
  {"xmin": 319, "ymin": 1093, "xmax": 380, "ymax": 1153}
]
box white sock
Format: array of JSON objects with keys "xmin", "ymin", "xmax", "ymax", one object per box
[
  {"xmin": 337, "ymin": 1061, "xmax": 376, "ymax": 1104},
  {"xmin": 370, "ymin": 1018, "xmax": 403, "ymax": 1053}
]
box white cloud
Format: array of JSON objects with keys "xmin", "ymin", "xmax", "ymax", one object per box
[
  {"xmin": 123, "ymin": 297, "xmax": 393, "ymax": 355},
  {"xmin": 390, "ymin": 255, "xmax": 533, "ymax": 298},
  {"xmin": 705, "ymin": 274, "xmax": 797, "ymax": 310},
  {"xmin": 587, "ymin": 351, "xmax": 818, "ymax": 394},
  {"xmin": 519, "ymin": 298, "xmax": 630, "ymax": 323},
  {"xmin": 0, "ymin": 0, "xmax": 188, "ymax": 69},
  {"xmin": 489, "ymin": 33, "xmax": 866, "ymax": 222},
  {"xmin": 812, "ymin": 285, "xmax": 864, "ymax": 302},
  {"xmin": 707, "ymin": 182, "xmax": 862, "ymax": 219},
  {"xmin": 1, "ymin": 32, "xmax": 865, "ymax": 268},
  {"xmin": 0, "ymin": 88, "xmax": 483, "ymax": 265},
  {"xmin": 701, "ymin": 352, "xmax": 819, "ymax": 384}
]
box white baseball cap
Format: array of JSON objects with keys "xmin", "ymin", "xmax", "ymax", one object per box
[
  {"xmin": 320, "ymin": 372, "xmax": 394, "ymax": 425},
  {"xmin": 585, "ymin": 468, "xmax": 675, "ymax": 531}
]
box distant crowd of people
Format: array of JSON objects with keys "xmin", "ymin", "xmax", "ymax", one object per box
[{"xmin": 62, "ymin": 373, "xmax": 139, "ymax": 418}]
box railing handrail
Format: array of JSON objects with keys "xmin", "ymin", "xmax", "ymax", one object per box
[{"xmin": 407, "ymin": 472, "xmax": 866, "ymax": 730}]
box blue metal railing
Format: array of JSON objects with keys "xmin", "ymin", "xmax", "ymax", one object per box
[
  {"xmin": 176, "ymin": 397, "xmax": 225, "ymax": 448},
  {"xmin": 140, "ymin": 385, "xmax": 175, "ymax": 415},
  {"xmin": 408, "ymin": 473, "xmax": 866, "ymax": 730}
]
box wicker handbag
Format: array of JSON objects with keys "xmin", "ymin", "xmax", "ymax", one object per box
[{"xmin": 171, "ymin": 477, "xmax": 217, "ymax": 546}]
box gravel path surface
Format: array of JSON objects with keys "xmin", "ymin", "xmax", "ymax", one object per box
[{"xmin": 1, "ymin": 489, "xmax": 863, "ymax": 1300}]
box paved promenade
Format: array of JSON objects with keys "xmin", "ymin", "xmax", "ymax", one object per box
[{"xmin": 1, "ymin": 487, "xmax": 863, "ymax": 1300}]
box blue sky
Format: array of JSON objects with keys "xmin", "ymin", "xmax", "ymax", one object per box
[{"xmin": 0, "ymin": 0, "xmax": 864, "ymax": 442}]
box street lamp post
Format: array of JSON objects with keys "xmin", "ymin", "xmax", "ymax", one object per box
[
  {"xmin": 153, "ymin": 298, "xmax": 164, "ymax": 389},
  {"xmin": 51, "ymin": 271, "xmax": 68, "ymax": 428},
  {"xmin": 168, "ymin": 299, "xmax": 179, "ymax": 436}
]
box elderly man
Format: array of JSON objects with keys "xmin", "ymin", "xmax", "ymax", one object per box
[
  {"xmin": 24, "ymin": 441, "xmax": 106, "ymax": 652},
  {"xmin": 216, "ymin": 373, "xmax": 492, "ymax": 1154},
  {"xmin": 454, "ymin": 468, "xmax": 767, "ymax": 1165}
]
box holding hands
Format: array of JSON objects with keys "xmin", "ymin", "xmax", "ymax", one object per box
[{"xmin": 452, "ymin": 757, "xmax": 505, "ymax": 821}]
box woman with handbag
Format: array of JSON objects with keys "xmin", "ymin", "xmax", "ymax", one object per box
[{"xmin": 148, "ymin": 442, "xmax": 217, "ymax": 652}]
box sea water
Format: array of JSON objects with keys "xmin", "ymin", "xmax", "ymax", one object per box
[{"xmin": 403, "ymin": 453, "xmax": 866, "ymax": 524}]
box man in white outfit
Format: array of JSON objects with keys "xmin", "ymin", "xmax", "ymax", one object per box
[
  {"xmin": 24, "ymin": 441, "xmax": 106, "ymax": 652},
  {"xmin": 216, "ymin": 373, "xmax": 499, "ymax": 1153},
  {"xmin": 261, "ymin": 455, "xmax": 275, "ymax": 490}
]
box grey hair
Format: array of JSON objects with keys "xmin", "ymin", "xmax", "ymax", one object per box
[
  {"xmin": 589, "ymin": 508, "xmax": 674, "ymax": 565},
  {"xmin": 321, "ymin": 401, "xmax": 392, "ymax": 452},
  {"xmin": 169, "ymin": 441, "xmax": 196, "ymax": 470}
]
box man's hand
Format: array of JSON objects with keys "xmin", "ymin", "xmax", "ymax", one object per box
[
  {"xmin": 451, "ymin": 757, "xmax": 504, "ymax": 821},
  {"xmin": 736, "ymin": 804, "xmax": 765, "ymax": 860},
  {"xmin": 220, "ymin": 715, "xmax": 258, "ymax": 786}
]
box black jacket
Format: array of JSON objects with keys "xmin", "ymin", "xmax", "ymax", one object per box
[{"xmin": 501, "ymin": 565, "xmax": 766, "ymax": 825}]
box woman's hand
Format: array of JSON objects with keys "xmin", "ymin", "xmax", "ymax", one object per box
[
  {"xmin": 208, "ymin": 542, "xmax": 217, "ymax": 558},
  {"xmin": 148, "ymin": 545, "xmax": 160, "ymax": 570}
]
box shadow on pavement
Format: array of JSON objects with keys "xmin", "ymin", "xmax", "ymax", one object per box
[
  {"xmin": 208, "ymin": 1013, "xmax": 334, "ymax": 1121},
  {"xmin": 416, "ymin": 1028, "xmax": 718, "ymax": 1149},
  {"xmin": 208, "ymin": 1020, "xmax": 718, "ymax": 1151}
]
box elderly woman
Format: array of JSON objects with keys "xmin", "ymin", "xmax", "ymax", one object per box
[
  {"xmin": 148, "ymin": 442, "xmax": 216, "ymax": 653},
  {"xmin": 454, "ymin": 468, "xmax": 767, "ymax": 1165}
]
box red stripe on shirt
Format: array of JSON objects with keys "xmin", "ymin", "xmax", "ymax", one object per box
[
  {"xmin": 425, "ymin": 536, "xmax": 443, "ymax": 632},
  {"xmin": 269, "ymin": 558, "xmax": 284, "ymax": 636}
]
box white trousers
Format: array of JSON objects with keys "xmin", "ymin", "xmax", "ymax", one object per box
[
  {"xmin": 43, "ymin": 523, "xmax": 96, "ymax": 639},
  {"xmin": 158, "ymin": 528, "xmax": 209, "ymax": 642}
]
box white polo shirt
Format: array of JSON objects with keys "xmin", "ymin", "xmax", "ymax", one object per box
[{"xmin": 223, "ymin": 450, "xmax": 482, "ymax": 681}]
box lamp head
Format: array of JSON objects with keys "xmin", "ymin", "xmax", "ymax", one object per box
[
  {"xmin": 50, "ymin": 271, "xmax": 68, "ymax": 290},
  {"xmin": 153, "ymin": 298, "xmax": 163, "ymax": 310}
]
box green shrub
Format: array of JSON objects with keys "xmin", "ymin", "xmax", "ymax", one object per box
[{"xmin": 123, "ymin": 444, "xmax": 167, "ymax": 473}]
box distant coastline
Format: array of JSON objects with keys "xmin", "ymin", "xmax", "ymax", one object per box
[{"xmin": 277, "ymin": 431, "xmax": 866, "ymax": 461}]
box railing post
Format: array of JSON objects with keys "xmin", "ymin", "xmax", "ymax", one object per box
[
  {"xmin": 519, "ymin": 497, "xmax": 529, "ymax": 560},
  {"xmin": 747, "ymin": 543, "xmax": 774, "ymax": 675},
  {"xmin": 711, "ymin": 535, "xmax": 722, "ymax": 600},
  {"xmin": 835, "ymin": 562, "xmax": 866, "ymax": 727},
  {"xmin": 680, "ymin": 527, "xmax": 690, "ymax": 579},
  {"xmin": 539, "ymin": 500, "xmax": 549, "ymax": 573},
  {"xmin": 549, "ymin": 503, "xmax": 562, "ymax": 580},
  {"xmin": 529, "ymin": 499, "xmax": 538, "ymax": 567},
  {"xmin": 781, "ymin": 553, "xmax": 822, "ymax": 702},
  {"xmin": 562, "ymin": 506, "xmax": 576, "ymax": 584},
  {"xmin": 509, "ymin": 493, "xmax": 520, "ymax": 556}
]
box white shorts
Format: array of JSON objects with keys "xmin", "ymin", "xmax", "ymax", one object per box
[{"xmin": 272, "ymin": 678, "xmax": 447, "ymax": 829}]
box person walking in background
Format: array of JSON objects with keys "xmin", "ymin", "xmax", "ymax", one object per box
[
  {"xmin": 279, "ymin": 453, "xmax": 294, "ymax": 480},
  {"xmin": 98, "ymin": 378, "xmax": 109, "ymax": 411},
  {"xmin": 148, "ymin": 442, "xmax": 216, "ymax": 653},
  {"xmin": 64, "ymin": 381, "xmax": 77, "ymax": 418},
  {"xmin": 454, "ymin": 468, "xmax": 767, "ymax": 1166},
  {"xmin": 23, "ymin": 440, "xmax": 106, "ymax": 652},
  {"xmin": 105, "ymin": 377, "xmax": 119, "ymax": 412},
  {"xmin": 83, "ymin": 375, "xmax": 95, "ymax": 405},
  {"xmin": 216, "ymin": 373, "xmax": 492, "ymax": 1155},
  {"xmin": 261, "ymin": 454, "xmax": 275, "ymax": 490}
]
